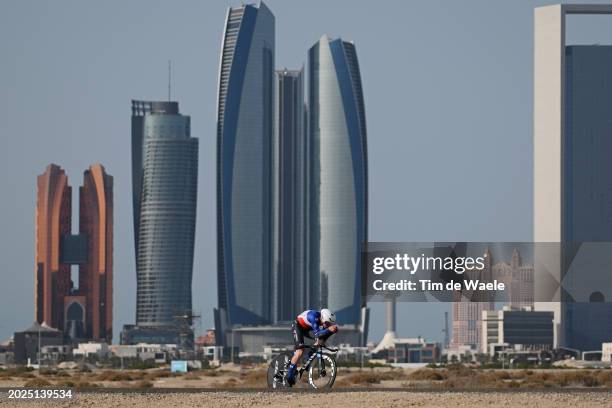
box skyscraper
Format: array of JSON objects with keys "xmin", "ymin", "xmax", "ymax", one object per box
[
  {"xmin": 36, "ymin": 165, "xmax": 71, "ymax": 331},
  {"xmin": 534, "ymin": 4, "xmax": 612, "ymax": 351},
  {"xmin": 494, "ymin": 249, "xmax": 534, "ymax": 311},
  {"xmin": 215, "ymin": 2, "xmax": 275, "ymax": 339},
  {"xmin": 308, "ymin": 35, "xmax": 368, "ymax": 326},
  {"xmin": 126, "ymin": 100, "xmax": 198, "ymax": 347},
  {"xmin": 274, "ymin": 68, "xmax": 309, "ymax": 322},
  {"xmin": 451, "ymin": 249, "xmax": 493, "ymax": 350},
  {"xmin": 131, "ymin": 101, "xmax": 179, "ymax": 263},
  {"xmin": 36, "ymin": 164, "xmax": 113, "ymax": 342}
]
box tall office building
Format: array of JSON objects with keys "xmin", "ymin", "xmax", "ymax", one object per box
[
  {"xmin": 36, "ymin": 165, "xmax": 71, "ymax": 331},
  {"xmin": 308, "ymin": 35, "xmax": 368, "ymax": 327},
  {"xmin": 215, "ymin": 2, "xmax": 275, "ymax": 340},
  {"xmin": 273, "ymin": 68, "xmax": 309, "ymax": 322},
  {"xmin": 494, "ymin": 249, "xmax": 534, "ymax": 311},
  {"xmin": 451, "ymin": 249, "xmax": 493, "ymax": 349},
  {"xmin": 534, "ymin": 4, "xmax": 612, "ymax": 351},
  {"xmin": 125, "ymin": 100, "xmax": 198, "ymax": 347},
  {"xmin": 36, "ymin": 164, "xmax": 113, "ymax": 342},
  {"xmin": 214, "ymin": 3, "xmax": 370, "ymax": 351},
  {"xmin": 131, "ymin": 101, "xmax": 179, "ymax": 263}
]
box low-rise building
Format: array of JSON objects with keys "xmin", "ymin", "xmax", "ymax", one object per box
[
  {"xmin": 109, "ymin": 343, "xmax": 177, "ymax": 363},
  {"xmin": 0, "ymin": 338, "xmax": 13, "ymax": 366},
  {"xmin": 224, "ymin": 324, "xmax": 364, "ymax": 359},
  {"xmin": 391, "ymin": 338, "xmax": 440, "ymax": 364},
  {"xmin": 13, "ymin": 322, "xmax": 63, "ymax": 365},
  {"xmin": 40, "ymin": 345, "xmax": 71, "ymax": 364},
  {"xmin": 602, "ymin": 343, "xmax": 612, "ymax": 362},
  {"xmin": 445, "ymin": 344, "xmax": 477, "ymax": 363},
  {"xmin": 136, "ymin": 344, "xmax": 175, "ymax": 363},
  {"xmin": 73, "ymin": 342, "xmax": 109, "ymax": 359},
  {"xmin": 482, "ymin": 307, "xmax": 553, "ymax": 356},
  {"xmin": 120, "ymin": 324, "xmax": 192, "ymax": 350},
  {"xmin": 109, "ymin": 345, "xmax": 138, "ymax": 359},
  {"xmin": 372, "ymin": 336, "xmax": 441, "ymax": 364},
  {"xmin": 195, "ymin": 329, "xmax": 216, "ymax": 348},
  {"xmin": 202, "ymin": 346, "xmax": 223, "ymax": 364}
]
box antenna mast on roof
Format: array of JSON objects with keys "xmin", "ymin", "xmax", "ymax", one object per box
[{"xmin": 168, "ymin": 60, "xmax": 172, "ymax": 102}]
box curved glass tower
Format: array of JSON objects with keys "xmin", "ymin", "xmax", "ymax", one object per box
[
  {"xmin": 133, "ymin": 103, "xmax": 198, "ymax": 336},
  {"xmin": 308, "ymin": 35, "xmax": 368, "ymax": 325},
  {"xmin": 216, "ymin": 2, "xmax": 275, "ymax": 329}
]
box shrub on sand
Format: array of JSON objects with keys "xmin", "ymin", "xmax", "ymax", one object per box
[
  {"xmin": 23, "ymin": 378, "xmax": 52, "ymax": 387},
  {"xmin": 408, "ymin": 369, "xmax": 447, "ymax": 381}
]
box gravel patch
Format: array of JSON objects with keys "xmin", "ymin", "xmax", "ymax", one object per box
[{"xmin": 1, "ymin": 391, "xmax": 611, "ymax": 408}]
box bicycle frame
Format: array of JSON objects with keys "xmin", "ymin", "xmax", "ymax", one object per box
[
  {"xmin": 298, "ymin": 345, "xmax": 337, "ymax": 379},
  {"xmin": 269, "ymin": 344, "xmax": 338, "ymax": 389}
]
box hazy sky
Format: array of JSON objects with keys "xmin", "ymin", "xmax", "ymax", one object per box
[{"xmin": 2, "ymin": 0, "xmax": 612, "ymax": 344}]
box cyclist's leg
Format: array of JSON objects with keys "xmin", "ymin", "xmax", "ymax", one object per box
[
  {"xmin": 288, "ymin": 321, "xmax": 305, "ymax": 384},
  {"xmin": 290, "ymin": 321, "xmax": 305, "ymax": 364}
]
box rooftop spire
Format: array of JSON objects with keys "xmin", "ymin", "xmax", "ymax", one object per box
[{"xmin": 168, "ymin": 60, "xmax": 172, "ymax": 102}]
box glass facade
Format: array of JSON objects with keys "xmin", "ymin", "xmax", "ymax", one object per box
[
  {"xmin": 562, "ymin": 45, "xmax": 612, "ymax": 351},
  {"xmin": 274, "ymin": 69, "xmax": 309, "ymax": 322},
  {"xmin": 131, "ymin": 101, "xmax": 179, "ymax": 263},
  {"xmin": 502, "ymin": 311, "xmax": 554, "ymax": 347},
  {"xmin": 216, "ymin": 2, "xmax": 275, "ymax": 328},
  {"xmin": 132, "ymin": 103, "xmax": 198, "ymax": 334},
  {"xmin": 308, "ymin": 36, "xmax": 368, "ymax": 325}
]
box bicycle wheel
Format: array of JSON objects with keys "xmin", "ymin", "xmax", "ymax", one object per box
[
  {"xmin": 267, "ymin": 352, "xmax": 293, "ymax": 389},
  {"xmin": 307, "ymin": 353, "xmax": 337, "ymax": 389}
]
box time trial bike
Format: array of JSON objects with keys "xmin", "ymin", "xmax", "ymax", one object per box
[{"xmin": 267, "ymin": 344, "xmax": 338, "ymax": 390}]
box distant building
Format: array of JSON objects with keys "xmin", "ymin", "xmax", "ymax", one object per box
[
  {"xmin": 372, "ymin": 301, "xmax": 398, "ymax": 354},
  {"xmin": 602, "ymin": 343, "xmax": 612, "ymax": 362},
  {"xmin": 308, "ymin": 35, "xmax": 368, "ymax": 328},
  {"xmin": 13, "ymin": 322, "xmax": 63, "ymax": 364},
  {"xmin": 534, "ymin": 4, "xmax": 612, "ymax": 351},
  {"xmin": 109, "ymin": 344, "xmax": 138, "ymax": 359},
  {"xmin": 0, "ymin": 339, "xmax": 13, "ymax": 366},
  {"xmin": 451, "ymin": 249, "xmax": 493, "ymax": 350},
  {"xmin": 481, "ymin": 307, "xmax": 554, "ymax": 355},
  {"xmin": 202, "ymin": 346, "xmax": 223, "ymax": 364},
  {"xmin": 392, "ymin": 339, "xmax": 440, "ymax": 364},
  {"xmin": 445, "ymin": 345, "xmax": 477, "ymax": 363},
  {"xmin": 134, "ymin": 344, "xmax": 175, "ymax": 363},
  {"xmin": 215, "ymin": 2, "xmax": 276, "ymax": 344},
  {"xmin": 36, "ymin": 164, "xmax": 113, "ymax": 343},
  {"xmin": 452, "ymin": 249, "xmax": 534, "ymax": 351},
  {"xmin": 110, "ymin": 344, "xmax": 176, "ymax": 363},
  {"xmin": 493, "ymin": 249, "xmax": 534, "ymax": 310},
  {"xmin": 73, "ymin": 342, "xmax": 109, "ymax": 359},
  {"xmin": 222, "ymin": 324, "xmax": 363, "ymax": 359},
  {"xmin": 274, "ymin": 68, "xmax": 310, "ymax": 323},
  {"xmin": 195, "ymin": 329, "xmax": 216, "ymax": 347},
  {"xmin": 372, "ymin": 337, "xmax": 440, "ymax": 364},
  {"xmin": 127, "ymin": 100, "xmax": 198, "ymax": 348},
  {"xmin": 39, "ymin": 344, "xmax": 71, "ymax": 365},
  {"xmin": 120, "ymin": 324, "xmax": 187, "ymax": 348},
  {"xmin": 214, "ymin": 2, "xmax": 369, "ymax": 351}
]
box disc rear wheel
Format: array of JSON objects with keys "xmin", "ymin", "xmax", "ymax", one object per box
[{"xmin": 267, "ymin": 352, "xmax": 292, "ymax": 389}]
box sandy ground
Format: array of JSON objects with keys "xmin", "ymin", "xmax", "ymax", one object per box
[{"xmin": 1, "ymin": 391, "xmax": 612, "ymax": 408}]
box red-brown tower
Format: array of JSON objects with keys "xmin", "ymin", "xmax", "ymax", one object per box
[
  {"xmin": 35, "ymin": 164, "xmax": 113, "ymax": 343},
  {"xmin": 35, "ymin": 164, "xmax": 72, "ymax": 330}
]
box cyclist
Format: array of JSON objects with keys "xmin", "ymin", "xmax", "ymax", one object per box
[{"xmin": 286, "ymin": 308, "xmax": 338, "ymax": 386}]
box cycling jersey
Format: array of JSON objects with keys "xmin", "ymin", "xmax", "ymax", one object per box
[{"xmin": 296, "ymin": 309, "xmax": 332, "ymax": 338}]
